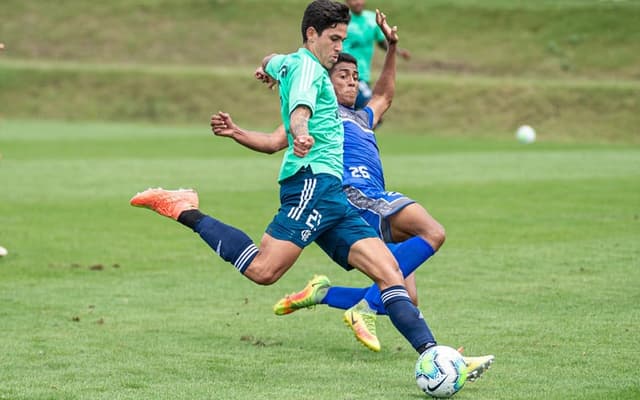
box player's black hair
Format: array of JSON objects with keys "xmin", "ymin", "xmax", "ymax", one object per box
[
  {"xmin": 333, "ymin": 52, "xmax": 358, "ymax": 68},
  {"xmin": 301, "ymin": 0, "xmax": 350, "ymax": 43}
]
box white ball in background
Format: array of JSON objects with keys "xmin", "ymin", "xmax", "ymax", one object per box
[
  {"xmin": 516, "ymin": 125, "xmax": 536, "ymax": 144},
  {"xmin": 0, "ymin": 246, "xmax": 7, "ymax": 257}
]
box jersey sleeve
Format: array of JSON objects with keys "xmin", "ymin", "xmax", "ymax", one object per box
[
  {"xmin": 287, "ymin": 57, "xmax": 319, "ymax": 116},
  {"xmin": 264, "ymin": 54, "xmax": 286, "ymax": 80},
  {"xmin": 362, "ymin": 106, "xmax": 375, "ymax": 129}
]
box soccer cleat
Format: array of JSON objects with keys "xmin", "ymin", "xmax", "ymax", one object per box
[
  {"xmin": 343, "ymin": 299, "xmax": 380, "ymax": 352},
  {"xmin": 463, "ymin": 354, "xmax": 495, "ymax": 382},
  {"xmin": 273, "ymin": 275, "xmax": 331, "ymax": 315},
  {"xmin": 130, "ymin": 188, "xmax": 199, "ymax": 220}
]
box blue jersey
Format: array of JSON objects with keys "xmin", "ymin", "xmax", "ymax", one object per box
[{"xmin": 339, "ymin": 105, "xmax": 385, "ymax": 193}]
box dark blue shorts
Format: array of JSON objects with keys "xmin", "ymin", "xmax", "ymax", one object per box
[
  {"xmin": 343, "ymin": 185, "xmax": 415, "ymax": 242},
  {"xmin": 266, "ymin": 167, "xmax": 378, "ymax": 269}
]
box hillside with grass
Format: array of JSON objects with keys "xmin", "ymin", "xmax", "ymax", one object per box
[{"xmin": 1, "ymin": 0, "xmax": 639, "ymax": 142}]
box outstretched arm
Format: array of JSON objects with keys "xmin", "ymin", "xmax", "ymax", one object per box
[
  {"xmin": 368, "ymin": 9, "xmax": 399, "ymax": 127},
  {"xmin": 211, "ymin": 111, "xmax": 287, "ymax": 154}
]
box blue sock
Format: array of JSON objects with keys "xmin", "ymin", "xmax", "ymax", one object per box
[
  {"xmin": 321, "ymin": 287, "xmax": 368, "ymax": 309},
  {"xmin": 364, "ymin": 236, "xmax": 435, "ymax": 314},
  {"xmin": 195, "ymin": 216, "xmax": 258, "ymax": 274},
  {"xmin": 381, "ymin": 286, "xmax": 436, "ymax": 354}
]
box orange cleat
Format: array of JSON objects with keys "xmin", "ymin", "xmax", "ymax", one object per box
[{"xmin": 130, "ymin": 188, "xmax": 199, "ymax": 220}]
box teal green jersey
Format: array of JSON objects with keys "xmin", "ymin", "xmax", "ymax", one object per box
[
  {"xmin": 265, "ymin": 48, "xmax": 343, "ymax": 182},
  {"xmin": 342, "ymin": 10, "xmax": 385, "ymax": 83}
]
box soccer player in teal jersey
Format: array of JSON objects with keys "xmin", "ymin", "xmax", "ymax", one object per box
[
  {"xmin": 131, "ymin": 0, "xmax": 438, "ymax": 358},
  {"xmin": 343, "ymin": 0, "xmax": 410, "ymax": 109}
]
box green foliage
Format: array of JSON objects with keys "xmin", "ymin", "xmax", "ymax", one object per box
[{"xmin": 0, "ymin": 120, "xmax": 639, "ymax": 399}]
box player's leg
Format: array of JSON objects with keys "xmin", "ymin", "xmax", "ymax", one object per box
[
  {"xmin": 360, "ymin": 235, "xmax": 434, "ymax": 313},
  {"xmin": 386, "ymin": 202, "xmax": 445, "ymax": 305},
  {"xmin": 344, "ymin": 188, "xmax": 438, "ymax": 306},
  {"xmin": 273, "ymin": 237, "xmax": 429, "ymax": 315},
  {"xmin": 346, "ymin": 236, "xmax": 437, "ymax": 354},
  {"xmin": 388, "ymin": 202, "xmax": 445, "ymax": 250},
  {"xmin": 130, "ymin": 188, "xmax": 303, "ymax": 285},
  {"xmin": 183, "ymin": 207, "xmax": 304, "ymax": 284}
]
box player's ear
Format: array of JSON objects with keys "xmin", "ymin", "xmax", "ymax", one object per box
[{"xmin": 306, "ymin": 26, "xmax": 318, "ymax": 44}]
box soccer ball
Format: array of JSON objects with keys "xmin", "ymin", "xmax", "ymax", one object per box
[
  {"xmin": 415, "ymin": 345, "xmax": 467, "ymax": 398},
  {"xmin": 516, "ymin": 125, "xmax": 536, "ymax": 144}
]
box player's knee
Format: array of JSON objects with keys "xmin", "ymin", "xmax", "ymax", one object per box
[
  {"xmin": 421, "ymin": 223, "xmax": 446, "ymax": 251},
  {"xmin": 244, "ymin": 262, "xmax": 282, "ymax": 286},
  {"xmin": 251, "ymin": 271, "xmax": 280, "ymax": 286},
  {"xmin": 379, "ymin": 264, "xmax": 405, "ymax": 288}
]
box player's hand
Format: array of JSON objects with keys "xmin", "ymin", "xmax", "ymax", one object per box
[
  {"xmin": 293, "ymin": 135, "xmax": 314, "ymax": 158},
  {"xmin": 255, "ymin": 66, "xmax": 278, "ymax": 89},
  {"xmin": 211, "ymin": 111, "xmax": 237, "ymax": 138},
  {"xmin": 376, "ymin": 9, "xmax": 399, "ymax": 45}
]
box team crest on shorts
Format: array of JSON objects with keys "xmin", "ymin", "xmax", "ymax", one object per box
[{"xmin": 301, "ymin": 229, "xmax": 312, "ymax": 242}]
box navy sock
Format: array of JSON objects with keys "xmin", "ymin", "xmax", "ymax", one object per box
[
  {"xmin": 321, "ymin": 287, "xmax": 368, "ymax": 309},
  {"xmin": 364, "ymin": 237, "xmax": 435, "ymax": 314},
  {"xmin": 381, "ymin": 285, "xmax": 436, "ymax": 353},
  {"xmin": 177, "ymin": 209, "xmax": 206, "ymax": 230},
  {"xmin": 195, "ymin": 215, "xmax": 258, "ymax": 274}
]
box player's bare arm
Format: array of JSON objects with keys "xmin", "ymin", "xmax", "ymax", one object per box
[
  {"xmin": 368, "ymin": 9, "xmax": 398, "ymax": 126},
  {"xmin": 211, "ymin": 111, "xmax": 288, "ymax": 154},
  {"xmin": 289, "ymin": 106, "xmax": 315, "ymax": 158}
]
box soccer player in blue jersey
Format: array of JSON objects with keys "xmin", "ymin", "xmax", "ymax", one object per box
[{"xmin": 132, "ymin": 0, "xmax": 439, "ymax": 360}]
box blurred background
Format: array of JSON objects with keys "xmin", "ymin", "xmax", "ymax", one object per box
[{"xmin": 1, "ymin": 0, "xmax": 639, "ymax": 142}]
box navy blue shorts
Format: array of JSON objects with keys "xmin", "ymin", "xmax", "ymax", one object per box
[
  {"xmin": 343, "ymin": 185, "xmax": 415, "ymax": 242},
  {"xmin": 266, "ymin": 167, "xmax": 378, "ymax": 269}
]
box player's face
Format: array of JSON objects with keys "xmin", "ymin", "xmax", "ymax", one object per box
[
  {"xmin": 330, "ymin": 62, "xmax": 359, "ymax": 107},
  {"xmin": 307, "ymin": 24, "xmax": 348, "ymax": 69}
]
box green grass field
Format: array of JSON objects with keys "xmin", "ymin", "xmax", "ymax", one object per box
[{"xmin": 1, "ymin": 120, "xmax": 638, "ymax": 399}]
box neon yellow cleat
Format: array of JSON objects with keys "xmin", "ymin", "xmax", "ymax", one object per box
[
  {"xmin": 273, "ymin": 275, "xmax": 331, "ymax": 315},
  {"xmin": 130, "ymin": 188, "xmax": 199, "ymax": 220},
  {"xmin": 343, "ymin": 299, "xmax": 380, "ymax": 352},
  {"xmin": 463, "ymin": 355, "xmax": 495, "ymax": 382}
]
